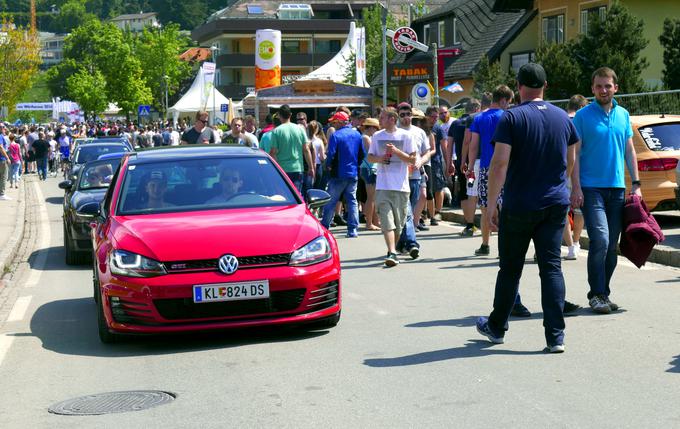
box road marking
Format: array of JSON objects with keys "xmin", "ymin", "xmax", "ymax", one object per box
[
  {"xmin": 6, "ymin": 296, "xmax": 32, "ymax": 322},
  {"xmin": 25, "ymin": 182, "xmax": 51, "ymax": 288},
  {"xmin": 0, "ymin": 334, "xmax": 15, "ymax": 368}
]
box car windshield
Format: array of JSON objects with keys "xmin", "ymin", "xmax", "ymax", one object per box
[
  {"xmin": 117, "ymin": 156, "xmax": 298, "ymax": 215},
  {"xmin": 78, "ymin": 160, "xmax": 120, "ymax": 190},
  {"xmin": 638, "ymin": 123, "xmax": 680, "ymax": 151},
  {"xmin": 75, "ymin": 145, "xmax": 127, "ymax": 164}
]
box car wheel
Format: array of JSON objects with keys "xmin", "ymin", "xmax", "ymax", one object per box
[
  {"xmin": 92, "ymin": 253, "xmax": 100, "ymax": 304},
  {"xmin": 64, "ymin": 223, "xmax": 77, "ymax": 266},
  {"xmin": 97, "ymin": 293, "xmax": 120, "ymax": 344}
]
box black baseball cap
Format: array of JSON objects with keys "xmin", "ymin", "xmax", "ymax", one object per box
[{"xmin": 517, "ymin": 63, "xmax": 546, "ymax": 89}]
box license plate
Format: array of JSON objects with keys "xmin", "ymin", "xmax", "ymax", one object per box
[{"xmin": 193, "ymin": 281, "xmax": 270, "ymax": 303}]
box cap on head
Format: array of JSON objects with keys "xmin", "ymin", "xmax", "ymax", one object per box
[
  {"xmin": 362, "ymin": 118, "xmax": 379, "ymax": 128},
  {"xmin": 517, "ymin": 63, "xmax": 546, "ymax": 89},
  {"xmin": 411, "ymin": 108, "xmax": 425, "ymax": 119},
  {"xmin": 397, "ymin": 101, "xmax": 412, "ymax": 111},
  {"xmin": 330, "ymin": 111, "xmax": 350, "ymax": 123}
]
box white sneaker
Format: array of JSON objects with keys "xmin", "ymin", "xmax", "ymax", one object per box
[
  {"xmin": 565, "ymin": 245, "xmax": 578, "ymax": 260},
  {"xmin": 0, "ymin": 195, "xmax": 11, "ymax": 200}
]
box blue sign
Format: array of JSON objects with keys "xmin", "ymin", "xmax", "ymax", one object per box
[
  {"xmin": 138, "ymin": 105, "xmax": 151, "ymax": 116},
  {"xmin": 220, "ymin": 104, "xmax": 229, "ymax": 113}
]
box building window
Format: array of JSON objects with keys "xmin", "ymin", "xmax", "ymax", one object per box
[
  {"xmin": 314, "ymin": 39, "xmax": 341, "ymax": 54},
  {"xmin": 423, "ymin": 24, "xmax": 430, "ymax": 45},
  {"xmin": 542, "ymin": 14, "xmax": 564, "ymax": 44},
  {"xmin": 282, "ymin": 40, "xmax": 301, "ymax": 54},
  {"xmin": 510, "ymin": 52, "xmax": 535, "ymax": 72},
  {"xmin": 453, "ymin": 18, "xmax": 460, "ymax": 45},
  {"xmin": 581, "ymin": 6, "xmax": 607, "ymax": 35},
  {"xmin": 438, "ymin": 21, "xmax": 445, "ymax": 46}
]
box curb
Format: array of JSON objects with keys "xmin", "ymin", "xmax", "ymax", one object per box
[
  {"xmin": 0, "ymin": 179, "xmax": 27, "ymax": 278},
  {"xmin": 440, "ymin": 208, "xmax": 680, "ymax": 269}
]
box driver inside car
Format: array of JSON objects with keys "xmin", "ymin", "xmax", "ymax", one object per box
[
  {"xmin": 207, "ymin": 168, "xmax": 244, "ymax": 204},
  {"xmin": 143, "ymin": 170, "xmax": 174, "ymax": 209}
]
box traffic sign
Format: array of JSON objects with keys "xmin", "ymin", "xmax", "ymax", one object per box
[
  {"xmin": 138, "ymin": 105, "xmax": 151, "ymax": 116},
  {"xmin": 220, "ymin": 103, "xmax": 229, "ymax": 112},
  {"xmin": 388, "ymin": 27, "xmax": 429, "ymax": 53}
]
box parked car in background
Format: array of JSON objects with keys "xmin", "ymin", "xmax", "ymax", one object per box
[
  {"xmin": 60, "ymin": 157, "xmax": 122, "ymax": 265},
  {"xmin": 73, "ymin": 136, "xmax": 134, "ymax": 153},
  {"xmin": 88, "ymin": 145, "xmax": 338, "ymax": 343},
  {"xmin": 628, "ymin": 115, "xmax": 680, "ymax": 211},
  {"xmin": 69, "ymin": 142, "xmax": 130, "ymax": 181}
]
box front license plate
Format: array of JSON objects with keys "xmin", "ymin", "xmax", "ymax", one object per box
[{"xmin": 193, "ymin": 281, "xmax": 270, "ymax": 303}]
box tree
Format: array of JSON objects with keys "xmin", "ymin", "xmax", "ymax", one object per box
[
  {"xmin": 135, "ymin": 23, "xmax": 192, "ymax": 118},
  {"xmin": 472, "ymin": 56, "xmax": 515, "ymax": 99},
  {"xmin": 659, "ymin": 18, "xmax": 680, "ymax": 90},
  {"xmin": 361, "ymin": 4, "xmax": 406, "ymax": 85},
  {"xmin": 51, "ymin": 0, "xmax": 97, "ymax": 33},
  {"xmin": 535, "ymin": 42, "xmax": 582, "ymax": 100},
  {"xmin": 66, "ymin": 68, "xmax": 108, "ymax": 118},
  {"xmin": 572, "ymin": 1, "xmax": 648, "ymax": 94},
  {"xmin": 0, "ymin": 18, "xmax": 41, "ymax": 119},
  {"xmin": 45, "ymin": 58, "xmax": 79, "ymax": 99}
]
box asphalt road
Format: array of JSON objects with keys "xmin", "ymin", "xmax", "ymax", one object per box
[{"xmin": 1, "ymin": 178, "xmax": 679, "ymax": 428}]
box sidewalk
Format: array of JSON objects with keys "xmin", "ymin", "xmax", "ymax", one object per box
[
  {"xmin": 440, "ymin": 206, "xmax": 680, "ymax": 268},
  {"xmin": 0, "ymin": 176, "xmax": 27, "ymax": 279}
]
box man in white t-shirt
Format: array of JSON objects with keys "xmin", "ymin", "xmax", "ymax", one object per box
[{"xmin": 367, "ymin": 107, "xmax": 417, "ymax": 267}]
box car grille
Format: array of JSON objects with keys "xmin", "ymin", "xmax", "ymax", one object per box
[
  {"xmin": 153, "ymin": 289, "xmax": 306, "ymax": 320},
  {"xmin": 164, "ymin": 253, "xmax": 291, "ymax": 273},
  {"xmin": 306, "ymin": 281, "xmax": 339, "ymax": 311},
  {"xmin": 110, "ymin": 297, "xmax": 159, "ymax": 325}
]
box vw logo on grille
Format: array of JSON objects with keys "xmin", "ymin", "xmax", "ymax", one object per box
[{"xmin": 218, "ymin": 254, "xmax": 239, "ymax": 275}]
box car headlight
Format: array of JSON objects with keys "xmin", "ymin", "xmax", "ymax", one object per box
[
  {"xmin": 110, "ymin": 249, "xmax": 167, "ymax": 277},
  {"xmin": 289, "ymin": 236, "xmax": 332, "ymax": 266}
]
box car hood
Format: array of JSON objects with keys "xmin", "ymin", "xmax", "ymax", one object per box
[
  {"xmin": 111, "ymin": 204, "xmax": 323, "ymax": 261},
  {"xmin": 71, "ymin": 189, "xmax": 107, "ymax": 209}
]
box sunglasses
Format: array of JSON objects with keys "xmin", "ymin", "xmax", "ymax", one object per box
[
  {"xmin": 221, "ymin": 176, "xmax": 240, "ymax": 183},
  {"xmin": 399, "ymin": 112, "xmax": 412, "ymax": 118}
]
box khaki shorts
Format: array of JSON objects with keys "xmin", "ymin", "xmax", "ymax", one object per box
[{"xmin": 376, "ymin": 190, "xmax": 410, "ymax": 237}]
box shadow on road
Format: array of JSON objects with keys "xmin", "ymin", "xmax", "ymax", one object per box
[
  {"xmin": 28, "ymin": 246, "xmax": 89, "ymax": 271},
  {"xmin": 45, "ymin": 196, "xmax": 64, "ymax": 205},
  {"xmin": 363, "ymin": 339, "xmax": 545, "ymax": 367},
  {"xmin": 668, "ymin": 355, "xmax": 680, "ymax": 373},
  {"xmin": 18, "ymin": 297, "xmax": 328, "ymax": 358},
  {"xmin": 405, "ymin": 310, "xmax": 628, "ymax": 328}
]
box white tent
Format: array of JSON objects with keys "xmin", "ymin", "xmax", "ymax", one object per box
[{"xmin": 168, "ymin": 65, "xmax": 232, "ymax": 124}]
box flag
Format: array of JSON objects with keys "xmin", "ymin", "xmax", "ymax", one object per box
[
  {"xmin": 426, "ymin": 80, "xmax": 435, "ymax": 93},
  {"xmin": 442, "ymin": 82, "xmax": 464, "ymax": 93}
]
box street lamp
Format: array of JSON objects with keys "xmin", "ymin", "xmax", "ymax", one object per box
[
  {"xmin": 153, "ymin": 21, "xmax": 166, "ymax": 124},
  {"xmin": 210, "ymin": 44, "xmax": 218, "ymax": 126}
]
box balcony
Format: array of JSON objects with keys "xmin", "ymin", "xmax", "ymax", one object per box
[{"xmin": 216, "ymin": 52, "xmax": 337, "ymax": 68}]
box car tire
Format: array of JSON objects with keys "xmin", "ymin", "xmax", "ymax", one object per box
[
  {"xmin": 64, "ymin": 223, "xmax": 89, "ymax": 266},
  {"xmin": 92, "ymin": 253, "xmax": 100, "ymax": 304},
  {"xmin": 97, "ymin": 293, "xmax": 120, "ymax": 344}
]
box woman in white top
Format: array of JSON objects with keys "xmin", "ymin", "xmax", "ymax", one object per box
[{"xmin": 307, "ymin": 120, "xmax": 327, "ymax": 190}]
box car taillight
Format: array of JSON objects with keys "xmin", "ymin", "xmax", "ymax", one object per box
[{"xmin": 638, "ymin": 158, "xmax": 678, "ymax": 171}]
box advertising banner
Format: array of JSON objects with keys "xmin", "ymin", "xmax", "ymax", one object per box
[
  {"xmin": 201, "ymin": 62, "xmax": 216, "ymax": 111},
  {"xmin": 255, "ymin": 29, "xmax": 282, "ymax": 91},
  {"xmin": 355, "ymin": 27, "xmax": 368, "ymax": 87},
  {"xmin": 387, "ymin": 63, "xmax": 434, "ymax": 85}
]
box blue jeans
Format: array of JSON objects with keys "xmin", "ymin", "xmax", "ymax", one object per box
[
  {"xmin": 286, "ymin": 172, "xmax": 304, "ymax": 196},
  {"xmin": 321, "ymin": 177, "xmax": 359, "ymax": 232},
  {"xmin": 581, "ymin": 188, "xmax": 625, "ymax": 299},
  {"xmin": 488, "ymin": 204, "xmax": 568, "ymax": 346},
  {"xmin": 10, "ymin": 162, "xmax": 21, "ymax": 183},
  {"xmin": 408, "ymin": 178, "xmax": 420, "ymax": 211},
  {"xmin": 36, "ymin": 157, "xmax": 48, "ymax": 179},
  {"xmin": 397, "ymin": 204, "xmax": 418, "ymax": 251}
]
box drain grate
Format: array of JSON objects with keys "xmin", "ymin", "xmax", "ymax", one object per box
[{"xmin": 48, "ymin": 390, "xmax": 176, "ymax": 416}]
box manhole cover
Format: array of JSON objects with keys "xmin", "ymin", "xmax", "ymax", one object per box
[{"xmin": 48, "ymin": 390, "xmax": 176, "ymax": 416}]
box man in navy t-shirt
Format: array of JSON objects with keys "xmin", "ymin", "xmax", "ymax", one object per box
[{"xmin": 476, "ymin": 63, "xmax": 580, "ymax": 353}]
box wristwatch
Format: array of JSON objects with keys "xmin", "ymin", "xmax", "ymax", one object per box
[{"xmin": 632, "ymin": 180, "xmax": 641, "ymax": 186}]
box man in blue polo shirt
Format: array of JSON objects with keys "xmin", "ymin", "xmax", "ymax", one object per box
[
  {"xmin": 571, "ymin": 67, "xmax": 641, "ymax": 314},
  {"xmin": 476, "ymin": 63, "xmax": 579, "ymax": 353},
  {"xmin": 321, "ymin": 111, "xmax": 365, "ymax": 238}
]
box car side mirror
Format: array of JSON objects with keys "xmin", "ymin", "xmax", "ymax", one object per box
[
  {"xmin": 58, "ymin": 180, "xmax": 73, "ymax": 190},
  {"xmin": 306, "ymin": 189, "xmax": 331, "ymax": 209},
  {"xmin": 76, "ymin": 201, "xmax": 101, "ymax": 218}
]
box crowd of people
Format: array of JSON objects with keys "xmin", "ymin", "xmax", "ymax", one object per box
[{"xmin": 0, "ymin": 63, "xmax": 642, "ymax": 353}]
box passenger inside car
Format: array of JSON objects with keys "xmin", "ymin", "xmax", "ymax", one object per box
[{"xmin": 207, "ymin": 168, "xmax": 244, "ymax": 204}]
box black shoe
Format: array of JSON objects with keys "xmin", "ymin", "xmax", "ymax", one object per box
[
  {"xmin": 430, "ymin": 218, "xmax": 439, "ymax": 226},
  {"xmin": 474, "ymin": 244, "xmax": 490, "ymax": 256},
  {"xmin": 417, "ymin": 223, "xmax": 429, "ymax": 231},
  {"xmin": 384, "ymin": 252, "xmax": 399, "ymax": 267},
  {"xmin": 333, "ymin": 214, "xmax": 347, "ymax": 226},
  {"xmin": 511, "ymin": 302, "xmax": 531, "ymax": 317},
  {"xmin": 359, "ymin": 213, "xmax": 366, "ymax": 223},
  {"xmin": 563, "ymin": 300, "xmax": 581, "ymax": 315},
  {"xmin": 408, "ymin": 247, "xmax": 420, "ymax": 260}
]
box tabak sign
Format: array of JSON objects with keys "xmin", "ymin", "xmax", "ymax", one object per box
[{"xmin": 387, "ymin": 63, "xmax": 434, "ymax": 85}]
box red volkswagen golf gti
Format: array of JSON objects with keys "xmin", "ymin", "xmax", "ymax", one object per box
[{"xmin": 86, "ymin": 145, "xmax": 340, "ymax": 343}]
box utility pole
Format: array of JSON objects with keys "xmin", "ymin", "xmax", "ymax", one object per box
[{"xmin": 381, "ymin": 3, "xmax": 388, "ymax": 109}]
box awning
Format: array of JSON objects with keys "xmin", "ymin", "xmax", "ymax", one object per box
[{"xmin": 267, "ymin": 103, "xmax": 369, "ymax": 109}]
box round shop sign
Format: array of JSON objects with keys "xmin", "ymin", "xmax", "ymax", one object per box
[
  {"xmin": 392, "ymin": 27, "xmax": 418, "ymax": 54},
  {"xmin": 258, "ymin": 40, "xmax": 275, "ymax": 60}
]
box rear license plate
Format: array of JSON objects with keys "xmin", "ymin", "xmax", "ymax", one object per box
[{"xmin": 193, "ymin": 281, "xmax": 270, "ymax": 303}]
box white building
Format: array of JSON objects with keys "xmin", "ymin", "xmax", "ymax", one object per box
[
  {"xmin": 110, "ymin": 12, "xmax": 159, "ymax": 33},
  {"xmin": 39, "ymin": 32, "xmax": 68, "ymax": 68}
]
